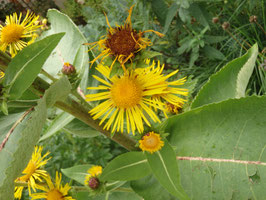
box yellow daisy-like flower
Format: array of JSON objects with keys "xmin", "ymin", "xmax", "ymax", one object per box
[
  {"xmin": 84, "ymin": 165, "xmax": 102, "ymax": 185},
  {"xmin": 30, "ymin": 172, "xmax": 75, "ymax": 200},
  {"xmin": 0, "ymin": 11, "xmax": 41, "ymax": 57},
  {"xmin": 86, "ymin": 62, "xmax": 187, "ymax": 134},
  {"xmin": 139, "ymin": 131, "xmax": 164, "ymax": 153},
  {"xmin": 85, "ymin": 5, "xmax": 164, "ymax": 70},
  {"xmin": 14, "ymin": 146, "xmax": 50, "ymax": 199},
  {"xmin": 0, "ymin": 71, "xmax": 4, "ymax": 79}
]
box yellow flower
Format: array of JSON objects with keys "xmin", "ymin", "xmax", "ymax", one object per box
[
  {"xmin": 166, "ymin": 102, "xmax": 182, "ymax": 114},
  {"xmin": 30, "ymin": 172, "xmax": 74, "ymax": 200},
  {"xmin": 139, "ymin": 131, "xmax": 164, "ymax": 153},
  {"xmin": 85, "ymin": 5, "xmax": 164, "ymax": 71},
  {"xmin": 84, "ymin": 165, "xmax": 102, "ymax": 186},
  {"xmin": 0, "ymin": 71, "xmax": 4, "ymax": 79},
  {"xmin": 86, "ymin": 64, "xmax": 171, "ymax": 134},
  {"xmin": 136, "ymin": 60, "xmax": 188, "ymax": 117},
  {"xmin": 0, "ymin": 11, "xmax": 41, "ymax": 57},
  {"xmin": 14, "ymin": 146, "xmax": 50, "ymax": 199}
]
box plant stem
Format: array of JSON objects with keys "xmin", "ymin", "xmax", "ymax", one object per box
[{"xmin": 55, "ymin": 98, "xmax": 137, "ymax": 151}]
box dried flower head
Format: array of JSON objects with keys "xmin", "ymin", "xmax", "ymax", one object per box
[{"xmin": 85, "ymin": 5, "xmax": 164, "ymax": 71}]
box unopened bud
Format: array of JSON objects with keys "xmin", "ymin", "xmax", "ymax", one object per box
[
  {"xmin": 42, "ymin": 18, "xmax": 47, "ymax": 25},
  {"xmin": 222, "ymin": 22, "xmax": 230, "ymax": 30},
  {"xmin": 212, "ymin": 17, "xmax": 219, "ymax": 24},
  {"xmin": 62, "ymin": 62, "xmax": 76, "ymax": 75},
  {"xmin": 88, "ymin": 177, "xmax": 100, "ymax": 190},
  {"xmin": 249, "ymin": 15, "xmax": 257, "ymax": 23}
]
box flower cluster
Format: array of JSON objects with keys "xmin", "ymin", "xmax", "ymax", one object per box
[
  {"xmin": 85, "ymin": 6, "xmax": 187, "ymax": 138},
  {"xmin": 14, "ymin": 146, "xmax": 74, "ymax": 200}
]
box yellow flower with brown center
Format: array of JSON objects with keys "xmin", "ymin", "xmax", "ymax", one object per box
[
  {"xmin": 14, "ymin": 146, "xmax": 50, "ymax": 199},
  {"xmin": 0, "ymin": 11, "xmax": 41, "ymax": 57},
  {"xmin": 139, "ymin": 131, "xmax": 164, "ymax": 153},
  {"xmin": 30, "ymin": 172, "xmax": 75, "ymax": 200},
  {"xmin": 85, "ymin": 5, "xmax": 164, "ymax": 70},
  {"xmin": 84, "ymin": 165, "xmax": 102, "ymax": 186}
]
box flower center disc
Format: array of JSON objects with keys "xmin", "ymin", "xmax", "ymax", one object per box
[
  {"xmin": 47, "ymin": 189, "xmax": 64, "ymax": 200},
  {"xmin": 1, "ymin": 24, "xmax": 24, "ymax": 43},
  {"xmin": 106, "ymin": 28, "xmax": 139, "ymax": 56},
  {"xmin": 143, "ymin": 134, "xmax": 159, "ymax": 148},
  {"xmin": 111, "ymin": 76, "xmax": 142, "ymax": 108}
]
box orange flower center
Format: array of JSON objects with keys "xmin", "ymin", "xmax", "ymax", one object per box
[
  {"xmin": 47, "ymin": 189, "xmax": 64, "ymax": 200},
  {"xmin": 1, "ymin": 24, "xmax": 24, "ymax": 43},
  {"xmin": 106, "ymin": 26, "xmax": 139, "ymax": 56},
  {"xmin": 111, "ymin": 76, "xmax": 142, "ymax": 108},
  {"xmin": 142, "ymin": 133, "xmax": 160, "ymax": 148}
]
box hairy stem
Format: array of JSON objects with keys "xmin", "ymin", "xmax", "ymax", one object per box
[{"xmin": 55, "ymin": 98, "xmax": 137, "ymax": 151}]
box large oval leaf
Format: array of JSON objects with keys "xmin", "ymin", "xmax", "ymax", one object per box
[
  {"xmin": 40, "ymin": 9, "xmax": 88, "ymax": 81},
  {"xmin": 145, "ymin": 141, "xmax": 189, "ymax": 199},
  {"xmin": 62, "ymin": 164, "xmax": 93, "ymax": 185},
  {"xmin": 131, "ymin": 175, "xmax": 178, "ymax": 200},
  {"xmin": 165, "ymin": 95, "xmax": 266, "ymax": 199},
  {"xmin": 0, "ymin": 77, "xmax": 71, "ymax": 199},
  {"xmin": 3, "ymin": 33, "xmax": 65, "ymax": 100},
  {"xmin": 191, "ymin": 43, "xmax": 258, "ymax": 108},
  {"xmin": 100, "ymin": 152, "xmax": 151, "ymax": 181}
]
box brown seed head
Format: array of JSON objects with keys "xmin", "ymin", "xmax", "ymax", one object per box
[
  {"xmin": 212, "ymin": 17, "xmax": 219, "ymax": 24},
  {"xmin": 106, "ymin": 25, "xmax": 139, "ymax": 57},
  {"xmin": 88, "ymin": 177, "xmax": 100, "ymax": 190},
  {"xmin": 222, "ymin": 22, "xmax": 230, "ymax": 30},
  {"xmin": 249, "ymin": 15, "xmax": 258, "ymax": 23}
]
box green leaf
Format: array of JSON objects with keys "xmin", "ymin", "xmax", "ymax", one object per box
[
  {"xmin": 204, "ymin": 35, "xmax": 227, "ymax": 44},
  {"xmin": 41, "ymin": 9, "xmax": 88, "ymax": 80},
  {"xmin": 39, "ymin": 111, "xmax": 74, "ymax": 141},
  {"xmin": 82, "ymin": 191, "xmax": 142, "ymax": 200},
  {"xmin": 203, "ymin": 45, "xmax": 226, "ymax": 60},
  {"xmin": 151, "ymin": 0, "xmax": 168, "ymax": 26},
  {"xmin": 131, "ymin": 175, "xmax": 178, "ymax": 200},
  {"xmin": 188, "ymin": 3, "xmax": 210, "ymax": 27},
  {"xmin": 100, "ymin": 152, "xmax": 151, "ymax": 181},
  {"xmin": 145, "ymin": 141, "xmax": 189, "ymax": 199},
  {"xmin": 63, "ymin": 118, "xmax": 100, "ymax": 138},
  {"xmin": 0, "ymin": 77, "xmax": 71, "ymax": 199},
  {"xmin": 191, "ymin": 43, "xmax": 258, "ymax": 109},
  {"xmin": 62, "ymin": 164, "xmax": 92, "ymax": 185},
  {"xmin": 163, "ymin": 3, "xmax": 178, "ymax": 34},
  {"xmin": 165, "ymin": 95, "xmax": 266, "ymax": 199},
  {"xmin": 3, "ymin": 33, "xmax": 65, "ymax": 100}
]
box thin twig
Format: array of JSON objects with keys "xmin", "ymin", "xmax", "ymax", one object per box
[{"xmin": 177, "ymin": 156, "xmax": 266, "ymax": 166}]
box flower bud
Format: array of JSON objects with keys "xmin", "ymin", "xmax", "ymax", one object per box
[
  {"xmin": 222, "ymin": 22, "xmax": 230, "ymax": 30},
  {"xmin": 88, "ymin": 177, "xmax": 100, "ymax": 190},
  {"xmin": 62, "ymin": 62, "xmax": 76, "ymax": 75},
  {"xmin": 212, "ymin": 17, "xmax": 219, "ymax": 24}
]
